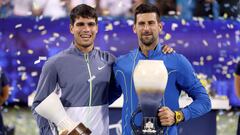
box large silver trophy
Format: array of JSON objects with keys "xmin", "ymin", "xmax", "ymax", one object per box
[
  {"xmin": 132, "ymin": 60, "xmax": 168, "ymax": 135},
  {"xmin": 35, "ymin": 92, "xmax": 91, "ymax": 135}
]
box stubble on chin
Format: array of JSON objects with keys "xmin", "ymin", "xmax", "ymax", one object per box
[{"xmin": 140, "ymin": 36, "xmax": 154, "ymax": 46}]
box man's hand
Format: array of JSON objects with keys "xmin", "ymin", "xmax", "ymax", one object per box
[
  {"xmin": 162, "ymin": 45, "xmax": 174, "ymax": 54},
  {"xmin": 59, "ymin": 130, "xmax": 68, "ymax": 135},
  {"xmin": 158, "ymin": 107, "xmax": 175, "ymax": 126},
  {"xmin": 59, "ymin": 122, "xmax": 91, "ymax": 135}
]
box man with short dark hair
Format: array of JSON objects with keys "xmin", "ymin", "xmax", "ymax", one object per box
[
  {"xmin": 0, "ymin": 67, "xmax": 9, "ymax": 135},
  {"xmin": 113, "ymin": 3, "xmax": 211, "ymax": 134},
  {"xmin": 31, "ymin": 4, "xmax": 121, "ymax": 135}
]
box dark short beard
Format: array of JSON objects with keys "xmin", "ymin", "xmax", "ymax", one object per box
[{"xmin": 140, "ymin": 36, "xmax": 155, "ymax": 46}]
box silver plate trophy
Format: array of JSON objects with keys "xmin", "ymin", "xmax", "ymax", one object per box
[{"xmin": 132, "ymin": 60, "xmax": 168, "ymax": 135}]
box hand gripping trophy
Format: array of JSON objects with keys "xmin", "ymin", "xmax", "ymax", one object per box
[
  {"xmin": 35, "ymin": 92, "xmax": 91, "ymax": 135},
  {"xmin": 132, "ymin": 60, "xmax": 168, "ymax": 135}
]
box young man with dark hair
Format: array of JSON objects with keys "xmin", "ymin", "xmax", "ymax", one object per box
[
  {"xmin": 113, "ymin": 3, "xmax": 211, "ymax": 134},
  {"xmin": 31, "ymin": 4, "xmax": 121, "ymax": 135}
]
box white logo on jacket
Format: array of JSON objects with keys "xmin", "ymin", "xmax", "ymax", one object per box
[{"xmin": 98, "ymin": 65, "xmax": 106, "ymax": 70}]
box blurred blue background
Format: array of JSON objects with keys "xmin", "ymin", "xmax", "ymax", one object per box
[{"xmin": 0, "ymin": 17, "xmax": 239, "ymax": 106}]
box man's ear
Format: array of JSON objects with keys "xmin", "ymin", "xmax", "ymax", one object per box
[
  {"xmin": 158, "ymin": 22, "xmax": 162, "ymax": 32},
  {"xmin": 133, "ymin": 25, "xmax": 136, "ymax": 34},
  {"xmin": 96, "ymin": 25, "xmax": 99, "ymax": 34},
  {"xmin": 70, "ymin": 24, "xmax": 74, "ymax": 34}
]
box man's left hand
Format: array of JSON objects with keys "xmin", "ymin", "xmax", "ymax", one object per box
[
  {"xmin": 59, "ymin": 130, "xmax": 68, "ymax": 135},
  {"xmin": 162, "ymin": 45, "xmax": 174, "ymax": 54},
  {"xmin": 158, "ymin": 106, "xmax": 175, "ymax": 126}
]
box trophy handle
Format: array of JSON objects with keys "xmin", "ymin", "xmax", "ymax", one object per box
[{"xmin": 130, "ymin": 106, "xmax": 142, "ymax": 135}]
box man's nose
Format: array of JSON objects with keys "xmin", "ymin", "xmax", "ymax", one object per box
[
  {"xmin": 82, "ymin": 25, "xmax": 90, "ymax": 32},
  {"xmin": 143, "ymin": 24, "xmax": 150, "ymax": 31}
]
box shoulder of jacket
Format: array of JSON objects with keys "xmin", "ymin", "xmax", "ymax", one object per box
[
  {"xmin": 96, "ymin": 49, "xmax": 116, "ymax": 62},
  {"xmin": 116, "ymin": 49, "xmax": 136, "ymax": 63}
]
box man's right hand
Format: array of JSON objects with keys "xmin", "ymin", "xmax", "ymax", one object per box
[
  {"xmin": 59, "ymin": 122, "xmax": 91, "ymax": 135},
  {"xmin": 59, "ymin": 130, "xmax": 68, "ymax": 135}
]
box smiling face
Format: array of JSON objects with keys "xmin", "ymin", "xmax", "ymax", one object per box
[
  {"xmin": 70, "ymin": 16, "xmax": 98, "ymax": 51},
  {"xmin": 133, "ymin": 13, "xmax": 162, "ymax": 47}
]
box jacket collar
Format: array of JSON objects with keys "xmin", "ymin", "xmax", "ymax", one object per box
[
  {"xmin": 69, "ymin": 42, "xmax": 97, "ymax": 57},
  {"xmin": 137, "ymin": 43, "xmax": 163, "ymax": 58}
]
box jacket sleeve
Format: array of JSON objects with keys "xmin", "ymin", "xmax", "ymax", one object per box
[
  {"xmin": 176, "ymin": 54, "xmax": 211, "ymax": 121},
  {"xmin": 108, "ymin": 63, "xmax": 122, "ymax": 104},
  {"xmin": 236, "ymin": 61, "xmax": 240, "ymax": 75},
  {"xmin": 31, "ymin": 60, "xmax": 58, "ymax": 135},
  {"xmin": 1, "ymin": 72, "xmax": 9, "ymax": 86}
]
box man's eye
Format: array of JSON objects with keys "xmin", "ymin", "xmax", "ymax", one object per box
[
  {"xmin": 138, "ymin": 22, "xmax": 145, "ymax": 26},
  {"xmin": 149, "ymin": 21, "xmax": 156, "ymax": 25},
  {"xmin": 76, "ymin": 23, "xmax": 84, "ymax": 26},
  {"xmin": 88, "ymin": 22, "xmax": 96, "ymax": 26}
]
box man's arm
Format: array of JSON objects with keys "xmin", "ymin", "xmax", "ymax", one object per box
[
  {"xmin": 108, "ymin": 69, "xmax": 122, "ymax": 104},
  {"xmin": 0, "ymin": 85, "xmax": 10, "ymax": 106},
  {"xmin": 176, "ymin": 54, "xmax": 211, "ymax": 121},
  {"xmin": 31, "ymin": 60, "xmax": 59, "ymax": 135},
  {"xmin": 235, "ymin": 62, "xmax": 240, "ymax": 98},
  {"xmin": 0, "ymin": 72, "xmax": 9, "ymax": 106},
  {"xmin": 235, "ymin": 74, "xmax": 240, "ymax": 98}
]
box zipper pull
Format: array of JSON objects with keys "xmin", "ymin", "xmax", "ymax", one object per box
[{"xmin": 84, "ymin": 53, "xmax": 89, "ymax": 63}]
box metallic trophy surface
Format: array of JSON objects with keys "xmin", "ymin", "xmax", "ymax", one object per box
[{"xmin": 132, "ymin": 60, "xmax": 168, "ymax": 135}]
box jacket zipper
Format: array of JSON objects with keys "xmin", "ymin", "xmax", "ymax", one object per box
[{"xmin": 84, "ymin": 53, "xmax": 93, "ymax": 106}]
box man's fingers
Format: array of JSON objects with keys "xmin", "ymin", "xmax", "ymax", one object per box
[
  {"xmin": 158, "ymin": 107, "xmax": 175, "ymax": 126},
  {"xmin": 159, "ymin": 106, "xmax": 169, "ymax": 112},
  {"xmin": 59, "ymin": 130, "xmax": 68, "ymax": 135},
  {"xmin": 162, "ymin": 45, "xmax": 174, "ymax": 54}
]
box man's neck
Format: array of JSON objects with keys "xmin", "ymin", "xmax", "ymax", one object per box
[
  {"xmin": 74, "ymin": 43, "xmax": 94, "ymax": 53},
  {"xmin": 140, "ymin": 42, "xmax": 158, "ymax": 57}
]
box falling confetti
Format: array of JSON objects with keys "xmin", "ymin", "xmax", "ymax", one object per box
[
  {"xmin": 16, "ymin": 60, "xmax": 21, "ymax": 64},
  {"xmin": 38, "ymin": 25, "xmax": 45, "ymax": 31},
  {"xmin": 164, "ymin": 33, "xmax": 171, "ymax": 40},
  {"xmin": 171, "ymin": 23, "xmax": 178, "ymax": 31},
  {"xmin": 34, "ymin": 56, "xmax": 47, "ymax": 64},
  {"xmin": 104, "ymin": 34, "xmax": 109, "ymax": 41},
  {"xmin": 126, "ymin": 19, "xmax": 134, "ymax": 26},
  {"xmin": 17, "ymin": 66, "xmax": 26, "ymax": 71},
  {"xmin": 206, "ymin": 55, "xmax": 213, "ymax": 61},
  {"xmin": 9, "ymin": 34, "xmax": 14, "ymax": 39},
  {"xmin": 110, "ymin": 46, "xmax": 117, "ymax": 52},
  {"xmin": 16, "ymin": 51, "xmax": 21, "ymax": 56},
  {"xmin": 105, "ymin": 23, "xmax": 113, "ymax": 31},
  {"xmin": 21, "ymin": 72, "xmax": 27, "ymax": 81},
  {"xmin": 113, "ymin": 21, "xmax": 120, "ymax": 26},
  {"xmin": 15, "ymin": 24, "xmax": 22, "ymax": 29},
  {"xmin": 31, "ymin": 72, "xmax": 38, "ymax": 77},
  {"xmin": 28, "ymin": 50, "xmax": 34, "ymax": 54},
  {"xmin": 202, "ymin": 40, "xmax": 208, "ymax": 46},
  {"xmin": 53, "ymin": 32, "xmax": 60, "ymax": 38},
  {"xmin": 216, "ymin": 34, "xmax": 222, "ymax": 39},
  {"xmin": 41, "ymin": 30, "xmax": 47, "ymax": 35}
]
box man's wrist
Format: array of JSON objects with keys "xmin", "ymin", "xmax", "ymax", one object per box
[{"xmin": 174, "ymin": 110, "xmax": 184, "ymax": 124}]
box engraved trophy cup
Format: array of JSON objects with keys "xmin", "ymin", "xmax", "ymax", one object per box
[{"xmin": 131, "ymin": 60, "xmax": 168, "ymax": 135}]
